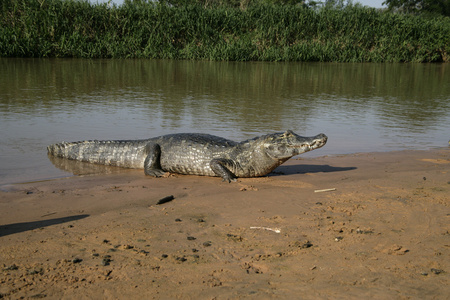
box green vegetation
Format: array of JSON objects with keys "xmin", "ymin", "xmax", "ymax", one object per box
[{"xmin": 1, "ymin": 0, "xmax": 449, "ymax": 62}]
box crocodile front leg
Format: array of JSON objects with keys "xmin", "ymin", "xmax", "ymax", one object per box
[
  {"xmin": 144, "ymin": 143, "xmax": 167, "ymax": 177},
  {"xmin": 210, "ymin": 159, "xmax": 237, "ymax": 183}
]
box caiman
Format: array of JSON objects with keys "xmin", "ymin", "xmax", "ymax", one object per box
[{"xmin": 47, "ymin": 130, "xmax": 327, "ymax": 182}]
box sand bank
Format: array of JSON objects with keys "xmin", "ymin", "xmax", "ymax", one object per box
[{"xmin": 1, "ymin": 149, "xmax": 449, "ymax": 299}]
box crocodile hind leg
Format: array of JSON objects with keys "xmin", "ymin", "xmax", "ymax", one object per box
[
  {"xmin": 210, "ymin": 159, "xmax": 237, "ymax": 183},
  {"xmin": 144, "ymin": 143, "xmax": 167, "ymax": 177}
]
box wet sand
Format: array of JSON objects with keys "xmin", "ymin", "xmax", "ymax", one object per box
[{"xmin": 1, "ymin": 148, "xmax": 449, "ymax": 299}]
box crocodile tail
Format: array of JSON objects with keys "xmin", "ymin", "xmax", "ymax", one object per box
[
  {"xmin": 47, "ymin": 140, "xmax": 149, "ymax": 168},
  {"xmin": 47, "ymin": 141, "xmax": 99, "ymax": 161},
  {"xmin": 47, "ymin": 142, "xmax": 73, "ymax": 158}
]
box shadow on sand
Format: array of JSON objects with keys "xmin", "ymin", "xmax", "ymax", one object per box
[
  {"xmin": 272, "ymin": 164, "xmax": 357, "ymax": 176},
  {"xmin": 0, "ymin": 214, "xmax": 89, "ymax": 237}
]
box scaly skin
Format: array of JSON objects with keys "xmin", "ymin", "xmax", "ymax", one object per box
[{"xmin": 47, "ymin": 130, "xmax": 327, "ymax": 182}]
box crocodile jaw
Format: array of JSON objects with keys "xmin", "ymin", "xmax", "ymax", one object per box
[{"xmin": 264, "ymin": 131, "xmax": 328, "ymax": 160}]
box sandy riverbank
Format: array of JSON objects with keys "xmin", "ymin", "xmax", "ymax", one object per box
[{"xmin": 1, "ymin": 148, "xmax": 449, "ymax": 299}]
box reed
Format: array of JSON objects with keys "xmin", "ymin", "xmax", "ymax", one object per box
[{"xmin": 1, "ymin": 0, "xmax": 449, "ymax": 62}]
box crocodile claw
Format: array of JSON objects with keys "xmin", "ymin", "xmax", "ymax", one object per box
[
  {"xmin": 222, "ymin": 176, "xmax": 237, "ymax": 183},
  {"xmin": 145, "ymin": 169, "xmax": 167, "ymax": 177}
]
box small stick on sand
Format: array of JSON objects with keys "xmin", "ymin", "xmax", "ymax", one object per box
[
  {"xmin": 314, "ymin": 188, "xmax": 336, "ymax": 193},
  {"xmin": 250, "ymin": 227, "xmax": 281, "ymax": 233},
  {"xmin": 41, "ymin": 212, "xmax": 57, "ymax": 218}
]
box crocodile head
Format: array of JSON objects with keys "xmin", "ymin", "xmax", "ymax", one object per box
[{"xmin": 263, "ymin": 130, "xmax": 327, "ymax": 159}]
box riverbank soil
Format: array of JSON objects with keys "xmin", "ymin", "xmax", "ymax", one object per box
[{"xmin": 1, "ymin": 149, "xmax": 449, "ymax": 299}]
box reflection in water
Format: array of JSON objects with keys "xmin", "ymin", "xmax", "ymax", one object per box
[
  {"xmin": 0, "ymin": 59, "xmax": 449, "ymax": 184},
  {"xmin": 48, "ymin": 154, "xmax": 130, "ymax": 176}
]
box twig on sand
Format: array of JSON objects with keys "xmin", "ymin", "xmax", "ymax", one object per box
[
  {"xmin": 41, "ymin": 212, "xmax": 57, "ymax": 218},
  {"xmin": 250, "ymin": 226, "xmax": 281, "ymax": 233},
  {"xmin": 314, "ymin": 188, "xmax": 336, "ymax": 193}
]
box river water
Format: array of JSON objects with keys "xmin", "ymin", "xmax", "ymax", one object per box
[{"xmin": 1, "ymin": 58, "xmax": 449, "ymax": 185}]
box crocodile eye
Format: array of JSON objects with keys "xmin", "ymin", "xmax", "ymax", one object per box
[{"xmin": 282, "ymin": 130, "xmax": 294, "ymax": 138}]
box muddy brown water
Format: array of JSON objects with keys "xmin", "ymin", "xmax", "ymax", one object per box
[{"xmin": 1, "ymin": 58, "xmax": 449, "ymax": 185}]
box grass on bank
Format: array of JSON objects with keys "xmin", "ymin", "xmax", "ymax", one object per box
[{"xmin": 0, "ymin": 0, "xmax": 449, "ymax": 62}]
